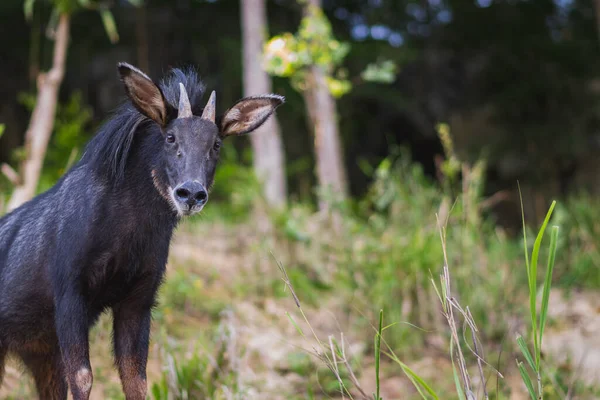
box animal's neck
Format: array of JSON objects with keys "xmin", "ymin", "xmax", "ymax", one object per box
[{"xmin": 119, "ymin": 131, "xmax": 180, "ymax": 229}]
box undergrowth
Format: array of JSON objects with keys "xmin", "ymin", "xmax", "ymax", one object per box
[
  {"xmin": 274, "ymin": 186, "xmax": 565, "ymax": 399},
  {"xmin": 3, "ymin": 122, "xmax": 600, "ymax": 399}
]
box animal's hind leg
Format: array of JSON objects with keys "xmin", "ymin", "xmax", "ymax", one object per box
[{"xmin": 20, "ymin": 350, "xmax": 68, "ymax": 400}]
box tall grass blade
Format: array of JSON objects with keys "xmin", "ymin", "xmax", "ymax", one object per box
[
  {"xmin": 450, "ymin": 340, "xmax": 466, "ymax": 400},
  {"xmin": 530, "ymin": 200, "xmax": 556, "ymax": 368},
  {"xmin": 518, "ymin": 184, "xmax": 539, "ymax": 370},
  {"xmin": 385, "ymin": 351, "xmax": 440, "ymax": 400},
  {"xmin": 430, "ymin": 274, "xmax": 444, "ymax": 307},
  {"xmin": 517, "ymin": 361, "xmax": 536, "ymax": 400},
  {"xmin": 539, "ymin": 225, "xmax": 559, "ymax": 351},
  {"xmin": 286, "ymin": 311, "xmax": 304, "ymax": 337},
  {"xmin": 517, "ymin": 182, "xmax": 530, "ymax": 278},
  {"xmin": 374, "ymin": 309, "xmax": 383, "ymax": 400},
  {"xmin": 516, "ymin": 335, "xmax": 535, "ymax": 372}
]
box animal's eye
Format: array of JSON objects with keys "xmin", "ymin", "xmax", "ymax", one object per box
[
  {"xmin": 166, "ymin": 134, "xmax": 175, "ymax": 144},
  {"xmin": 213, "ymin": 141, "xmax": 221, "ymax": 151}
]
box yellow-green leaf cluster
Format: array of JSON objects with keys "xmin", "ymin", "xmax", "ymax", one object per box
[
  {"xmin": 361, "ymin": 60, "xmax": 398, "ymax": 84},
  {"xmin": 263, "ymin": 5, "xmax": 352, "ymax": 97}
]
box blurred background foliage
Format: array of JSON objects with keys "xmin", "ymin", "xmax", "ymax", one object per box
[
  {"xmin": 3, "ymin": 0, "xmax": 600, "ymax": 398},
  {"xmin": 2, "ymin": 0, "xmax": 600, "ymax": 227}
]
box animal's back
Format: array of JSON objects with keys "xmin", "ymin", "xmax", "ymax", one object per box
[{"xmin": 0, "ymin": 165, "xmax": 101, "ymax": 344}]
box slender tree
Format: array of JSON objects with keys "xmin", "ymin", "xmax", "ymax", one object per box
[
  {"xmin": 241, "ymin": 0, "xmax": 287, "ymax": 208},
  {"xmin": 262, "ymin": 2, "xmax": 397, "ymax": 211},
  {"xmin": 7, "ymin": 11, "xmax": 70, "ymax": 212},
  {"xmin": 302, "ymin": 0, "xmax": 348, "ymax": 209},
  {"xmin": 7, "ymin": 0, "xmax": 139, "ymax": 212}
]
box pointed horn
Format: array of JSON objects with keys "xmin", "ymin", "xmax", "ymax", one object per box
[
  {"xmin": 201, "ymin": 90, "xmax": 216, "ymax": 123},
  {"xmin": 178, "ymin": 83, "xmax": 192, "ymax": 118}
]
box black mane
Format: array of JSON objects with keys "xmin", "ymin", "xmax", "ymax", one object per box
[{"xmin": 80, "ymin": 66, "xmax": 206, "ymax": 182}]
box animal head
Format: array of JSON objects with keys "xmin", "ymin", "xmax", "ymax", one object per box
[{"xmin": 117, "ymin": 62, "xmax": 284, "ymax": 217}]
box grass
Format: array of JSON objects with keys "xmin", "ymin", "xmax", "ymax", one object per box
[
  {"xmin": 1, "ymin": 189, "xmax": 596, "ymax": 399},
  {"xmin": 374, "ymin": 310, "xmax": 382, "ymax": 400},
  {"xmin": 516, "ymin": 189, "xmax": 559, "ymax": 400},
  {"xmin": 276, "ymin": 252, "xmax": 440, "ymax": 400},
  {"xmin": 261, "ymin": 132, "xmax": 586, "ymax": 399},
  {"xmin": 150, "ymin": 309, "xmax": 245, "ymax": 400},
  {"xmin": 273, "ymin": 190, "xmax": 564, "ymax": 400},
  {"xmin": 2, "ymin": 142, "xmax": 600, "ymax": 399}
]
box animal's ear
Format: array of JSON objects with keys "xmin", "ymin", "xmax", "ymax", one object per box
[
  {"xmin": 219, "ymin": 94, "xmax": 285, "ymax": 137},
  {"xmin": 118, "ymin": 62, "xmax": 168, "ymax": 127}
]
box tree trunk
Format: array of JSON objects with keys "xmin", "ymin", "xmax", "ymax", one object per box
[
  {"xmin": 303, "ymin": 0, "xmax": 348, "ymax": 210},
  {"xmin": 7, "ymin": 13, "xmax": 70, "ymax": 212},
  {"xmin": 241, "ymin": 0, "xmax": 287, "ymax": 208},
  {"xmin": 303, "ymin": 67, "xmax": 348, "ymax": 209}
]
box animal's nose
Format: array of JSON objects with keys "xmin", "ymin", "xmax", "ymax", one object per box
[{"xmin": 174, "ymin": 181, "xmax": 208, "ymax": 207}]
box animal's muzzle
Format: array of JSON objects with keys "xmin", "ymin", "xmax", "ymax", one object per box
[{"xmin": 173, "ymin": 181, "xmax": 208, "ymax": 209}]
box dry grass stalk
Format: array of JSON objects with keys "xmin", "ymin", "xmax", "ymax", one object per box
[
  {"xmin": 435, "ymin": 213, "xmax": 503, "ymax": 400},
  {"xmin": 274, "ymin": 253, "xmax": 370, "ymax": 399}
]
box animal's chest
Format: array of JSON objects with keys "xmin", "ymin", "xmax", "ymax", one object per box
[
  {"xmin": 83, "ymin": 242, "xmax": 165, "ymax": 310},
  {"xmin": 80, "ymin": 212, "xmax": 173, "ymax": 311}
]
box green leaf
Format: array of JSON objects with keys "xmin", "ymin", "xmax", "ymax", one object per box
[
  {"xmin": 262, "ymin": 5, "xmax": 351, "ymax": 87},
  {"xmin": 400, "ymin": 362, "xmax": 439, "ymax": 399},
  {"xmin": 326, "ymin": 77, "xmax": 352, "ymax": 98},
  {"xmin": 0, "ymin": 124, "xmax": 5, "ymax": 139},
  {"xmin": 24, "ymin": 0, "xmax": 36, "ymax": 21},
  {"xmin": 286, "ymin": 312, "xmax": 304, "ymax": 337},
  {"xmin": 385, "ymin": 350, "xmax": 439, "ymax": 399},
  {"xmin": 539, "ymin": 225, "xmax": 559, "ymax": 349},
  {"xmin": 55, "ymin": 0, "xmax": 79, "ymax": 14},
  {"xmin": 375, "ymin": 309, "xmax": 383, "ymax": 400},
  {"xmin": 517, "ymin": 361, "xmax": 537, "ymax": 400},
  {"xmin": 361, "ymin": 60, "xmax": 398, "ymax": 84},
  {"xmin": 517, "ymin": 182, "xmax": 530, "ymax": 282},
  {"xmin": 450, "ymin": 341, "xmax": 466, "ymax": 400},
  {"xmin": 530, "ymin": 199, "xmax": 556, "ymax": 368},
  {"xmin": 518, "ymin": 183, "xmax": 538, "ymax": 362},
  {"xmin": 430, "ymin": 274, "xmax": 444, "ymax": 309},
  {"xmin": 516, "ymin": 335, "xmax": 536, "ymax": 372},
  {"xmin": 100, "ymin": 9, "xmax": 119, "ymax": 44}
]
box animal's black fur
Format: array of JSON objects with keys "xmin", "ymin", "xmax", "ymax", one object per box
[
  {"xmin": 0, "ymin": 63, "xmax": 283, "ymax": 400},
  {"xmin": 83, "ymin": 66, "xmax": 206, "ymax": 183}
]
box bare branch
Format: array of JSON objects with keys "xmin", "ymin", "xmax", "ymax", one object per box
[
  {"xmin": 7, "ymin": 13, "xmax": 70, "ymax": 212},
  {"xmin": 1, "ymin": 164, "xmax": 20, "ymax": 186}
]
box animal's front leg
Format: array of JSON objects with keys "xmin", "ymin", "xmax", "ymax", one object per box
[
  {"xmin": 54, "ymin": 290, "xmax": 93, "ymax": 400},
  {"xmin": 112, "ymin": 292, "xmax": 154, "ymax": 400}
]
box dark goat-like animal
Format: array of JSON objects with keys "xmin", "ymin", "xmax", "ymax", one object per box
[{"xmin": 0, "ymin": 62, "xmax": 284, "ymax": 400}]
